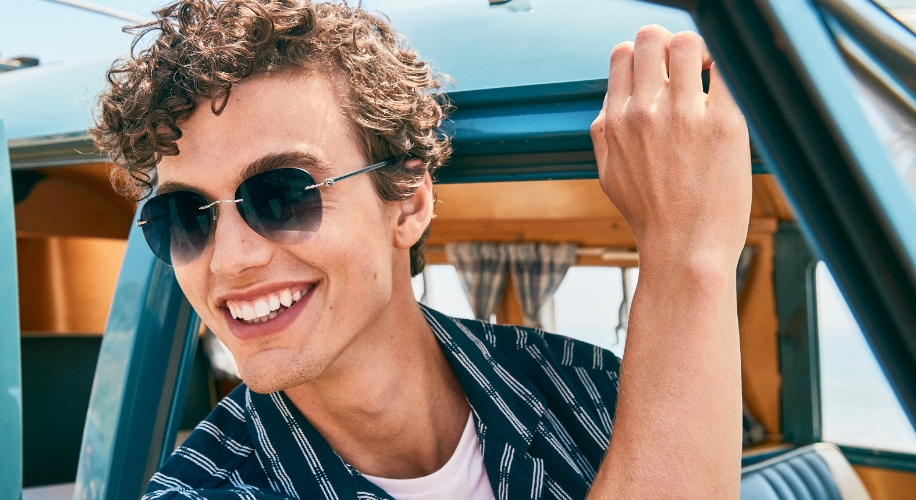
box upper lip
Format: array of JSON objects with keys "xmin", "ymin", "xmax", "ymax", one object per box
[{"xmin": 214, "ymin": 280, "xmax": 317, "ymax": 308}]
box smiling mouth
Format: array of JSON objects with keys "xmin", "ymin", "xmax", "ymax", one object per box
[{"xmin": 226, "ymin": 285, "xmax": 313, "ymax": 324}]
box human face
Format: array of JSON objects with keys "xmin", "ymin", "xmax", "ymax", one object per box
[{"xmin": 157, "ymin": 72, "xmax": 427, "ymax": 393}]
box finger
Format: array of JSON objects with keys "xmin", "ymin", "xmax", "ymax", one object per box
[
  {"xmin": 707, "ymin": 62, "xmax": 742, "ymax": 115},
  {"xmin": 608, "ymin": 42, "xmax": 634, "ymax": 109},
  {"xmin": 632, "ymin": 25, "xmax": 673, "ymax": 101},
  {"xmin": 667, "ymin": 31, "xmax": 709, "ymax": 101}
]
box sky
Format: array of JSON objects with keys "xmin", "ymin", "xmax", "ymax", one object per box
[
  {"xmin": 0, "ymin": 0, "xmax": 170, "ymax": 64},
  {"xmin": 0, "ymin": 0, "xmax": 433, "ymax": 66}
]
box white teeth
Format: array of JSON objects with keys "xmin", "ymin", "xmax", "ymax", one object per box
[
  {"xmin": 280, "ymin": 290, "xmax": 293, "ymax": 308},
  {"xmin": 228, "ymin": 285, "xmax": 311, "ymax": 324},
  {"xmin": 241, "ymin": 304, "xmax": 256, "ymax": 321},
  {"xmin": 254, "ymin": 299, "xmax": 270, "ymax": 317}
]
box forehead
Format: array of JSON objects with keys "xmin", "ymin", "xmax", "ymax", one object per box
[{"xmin": 156, "ymin": 71, "xmax": 365, "ymax": 197}]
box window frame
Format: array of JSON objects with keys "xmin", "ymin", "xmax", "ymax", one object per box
[
  {"xmin": 657, "ymin": 0, "xmax": 916, "ymax": 431},
  {"xmin": 70, "ymin": 0, "xmax": 916, "ymax": 495}
]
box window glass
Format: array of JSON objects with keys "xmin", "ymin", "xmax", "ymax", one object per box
[
  {"xmin": 550, "ymin": 266, "xmax": 636, "ymax": 359},
  {"xmin": 848, "ymin": 67, "xmax": 916, "ymax": 201},
  {"xmin": 826, "ymin": 1, "xmax": 916, "ymax": 202},
  {"xmin": 414, "ymin": 264, "xmax": 475, "ymax": 320},
  {"xmin": 873, "ymin": 0, "xmax": 916, "ymax": 31},
  {"xmin": 816, "ymin": 262, "xmax": 916, "ymax": 453}
]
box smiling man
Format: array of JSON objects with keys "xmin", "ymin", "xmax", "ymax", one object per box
[{"xmin": 93, "ymin": 1, "xmax": 751, "ymax": 498}]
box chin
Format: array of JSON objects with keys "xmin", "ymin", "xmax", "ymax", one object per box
[{"xmin": 237, "ymin": 349, "xmax": 331, "ymax": 394}]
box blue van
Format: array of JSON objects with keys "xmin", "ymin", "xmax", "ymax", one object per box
[{"xmin": 1, "ymin": 0, "xmax": 915, "ymax": 498}]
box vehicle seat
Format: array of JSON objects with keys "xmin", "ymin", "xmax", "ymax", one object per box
[{"xmin": 741, "ymin": 443, "xmax": 871, "ymax": 500}]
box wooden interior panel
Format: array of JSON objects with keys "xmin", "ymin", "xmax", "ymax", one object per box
[
  {"xmin": 434, "ymin": 175, "xmax": 795, "ymax": 222},
  {"xmin": 17, "ymin": 236, "xmax": 127, "ymax": 333},
  {"xmin": 854, "ymin": 466, "xmax": 916, "ymax": 500},
  {"xmin": 16, "ymin": 163, "xmax": 135, "ymax": 240},
  {"xmin": 495, "ymin": 273, "xmax": 525, "ymax": 326},
  {"xmin": 428, "ymin": 218, "xmax": 637, "ymax": 249},
  {"xmin": 15, "ymin": 179, "xmax": 130, "ymax": 239},
  {"xmin": 739, "ymin": 226, "xmax": 782, "ymax": 438},
  {"xmin": 435, "ymin": 179, "xmax": 621, "ymax": 220},
  {"xmin": 752, "ymin": 175, "xmax": 796, "ymax": 221},
  {"xmin": 36, "ymin": 163, "xmax": 136, "ymax": 221}
]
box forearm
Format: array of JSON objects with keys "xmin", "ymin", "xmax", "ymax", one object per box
[{"xmin": 588, "ymin": 251, "xmax": 743, "ymax": 499}]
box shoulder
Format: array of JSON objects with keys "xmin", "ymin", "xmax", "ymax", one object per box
[
  {"xmin": 143, "ymin": 385, "xmax": 271, "ymax": 498},
  {"xmin": 451, "ymin": 316, "xmax": 621, "ymax": 373}
]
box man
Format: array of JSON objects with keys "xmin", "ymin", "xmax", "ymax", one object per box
[{"xmin": 93, "ymin": 0, "xmax": 750, "ymax": 498}]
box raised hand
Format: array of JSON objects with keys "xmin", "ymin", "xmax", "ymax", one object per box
[
  {"xmin": 587, "ymin": 26, "xmax": 750, "ymax": 499},
  {"xmin": 590, "ymin": 25, "xmax": 751, "ymax": 268}
]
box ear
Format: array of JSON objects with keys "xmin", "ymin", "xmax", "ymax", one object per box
[{"xmin": 393, "ymin": 159, "xmax": 434, "ymax": 250}]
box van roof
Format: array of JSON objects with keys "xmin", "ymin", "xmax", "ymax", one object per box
[{"xmin": 0, "ymin": 0, "xmax": 694, "ymax": 166}]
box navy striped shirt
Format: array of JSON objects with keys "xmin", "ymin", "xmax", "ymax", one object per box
[{"xmin": 144, "ymin": 306, "xmax": 621, "ymax": 500}]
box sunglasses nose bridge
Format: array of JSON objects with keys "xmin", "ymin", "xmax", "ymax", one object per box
[{"xmin": 201, "ymin": 197, "xmax": 242, "ymax": 215}]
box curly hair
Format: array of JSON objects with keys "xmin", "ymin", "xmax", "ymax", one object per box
[{"xmin": 91, "ymin": 0, "xmax": 451, "ymax": 276}]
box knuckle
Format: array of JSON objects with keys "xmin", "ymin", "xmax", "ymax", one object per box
[
  {"xmin": 624, "ymin": 102, "xmax": 654, "ymax": 129},
  {"xmin": 610, "ymin": 41, "xmax": 634, "ymax": 62},
  {"xmin": 589, "ymin": 116, "xmax": 604, "ymax": 139},
  {"xmin": 669, "ymin": 31, "xmax": 703, "ymax": 49},
  {"xmin": 635, "ymin": 24, "xmax": 671, "ymax": 43}
]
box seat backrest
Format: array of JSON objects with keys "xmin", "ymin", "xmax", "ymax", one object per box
[{"xmin": 740, "ymin": 443, "xmax": 871, "ymax": 500}]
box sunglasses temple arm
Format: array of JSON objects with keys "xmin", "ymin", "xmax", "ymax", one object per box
[{"xmin": 304, "ymin": 158, "xmax": 396, "ymax": 191}]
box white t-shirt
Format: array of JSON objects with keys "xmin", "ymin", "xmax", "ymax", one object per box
[{"xmin": 361, "ymin": 412, "xmax": 495, "ymax": 500}]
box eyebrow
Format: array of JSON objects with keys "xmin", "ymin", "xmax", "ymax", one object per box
[
  {"xmin": 155, "ymin": 151, "xmax": 332, "ymax": 197},
  {"xmin": 233, "ymin": 151, "xmax": 331, "ymax": 188}
]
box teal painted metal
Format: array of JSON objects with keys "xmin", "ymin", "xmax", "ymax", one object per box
[
  {"xmin": 439, "ymin": 79, "xmax": 768, "ymax": 183},
  {"xmin": 841, "ymin": 445, "xmax": 916, "ymax": 474},
  {"xmin": 773, "ymin": 222, "xmax": 821, "ymax": 445},
  {"xmin": 0, "ymin": 0, "xmax": 694, "ymax": 170},
  {"xmin": 158, "ymin": 317, "xmax": 202, "ymax": 469},
  {"xmin": 0, "ymin": 122, "xmax": 23, "ymax": 499},
  {"xmin": 75, "ymin": 219, "xmax": 200, "ymax": 500}
]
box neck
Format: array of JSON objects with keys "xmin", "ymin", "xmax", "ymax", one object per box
[{"xmin": 283, "ymin": 285, "xmax": 469, "ymax": 479}]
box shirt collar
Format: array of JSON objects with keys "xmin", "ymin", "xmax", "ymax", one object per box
[
  {"xmin": 420, "ymin": 305, "xmax": 546, "ymax": 450},
  {"xmin": 242, "ymin": 305, "xmax": 548, "ymax": 498}
]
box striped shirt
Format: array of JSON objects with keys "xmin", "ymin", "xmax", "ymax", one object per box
[{"xmin": 144, "ymin": 305, "xmax": 621, "ymax": 500}]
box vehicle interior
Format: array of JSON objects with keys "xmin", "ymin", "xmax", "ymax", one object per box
[{"xmin": 2, "ymin": 0, "xmax": 915, "ymax": 499}]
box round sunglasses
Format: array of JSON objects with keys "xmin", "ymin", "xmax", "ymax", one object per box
[{"xmin": 136, "ymin": 157, "xmax": 398, "ymax": 267}]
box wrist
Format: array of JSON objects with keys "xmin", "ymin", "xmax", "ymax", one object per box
[{"xmin": 637, "ymin": 243, "xmax": 739, "ymax": 285}]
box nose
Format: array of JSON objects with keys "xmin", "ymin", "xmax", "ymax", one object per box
[{"xmin": 208, "ymin": 200, "xmax": 273, "ymax": 277}]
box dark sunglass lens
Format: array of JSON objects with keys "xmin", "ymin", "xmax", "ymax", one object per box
[
  {"xmin": 139, "ymin": 191, "xmax": 212, "ymax": 266},
  {"xmin": 236, "ymin": 168, "xmax": 322, "ymax": 245}
]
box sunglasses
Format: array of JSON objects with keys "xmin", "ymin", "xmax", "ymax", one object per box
[{"xmin": 136, "ymin": 157, "xmax": 398, "ymax": 267}]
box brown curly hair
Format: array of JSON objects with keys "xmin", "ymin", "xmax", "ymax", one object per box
[{"xmin": 92, "ymin": 0, "xmax": 451, "ymax": 276}]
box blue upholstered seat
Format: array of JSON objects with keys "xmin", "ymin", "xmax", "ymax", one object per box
[{"xmin": 741, "ymin": 443, "xmax": 871, "ymax": 500}]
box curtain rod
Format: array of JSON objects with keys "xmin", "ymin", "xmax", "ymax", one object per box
[{"xmin": 425, "ymin": 246, "xmax": 639, "ymax": 261}]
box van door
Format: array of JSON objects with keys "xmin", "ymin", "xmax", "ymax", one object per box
[{"xmin": 0, "ymin": 120, "xmax": 24, "ymax": 498}]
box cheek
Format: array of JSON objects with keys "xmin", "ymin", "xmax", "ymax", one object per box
[
  {"xmin": 310, "ymin": 200, "xmax": 396, "ymax": 311},
  {"xmin": 174, "ymin": 263, "xmax": 215, "ymax": 322}
]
